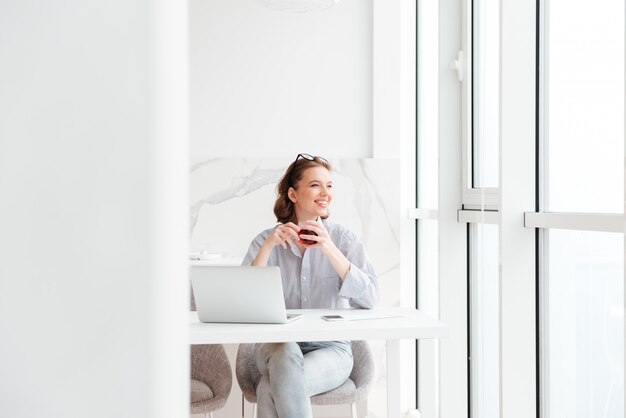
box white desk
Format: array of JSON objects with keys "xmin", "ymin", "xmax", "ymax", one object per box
[{"xmin": 190, "ymin": 307, "xmax": 448, "ymax": 418}]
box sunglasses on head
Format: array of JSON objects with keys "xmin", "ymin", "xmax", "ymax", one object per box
[
  {"xmin": 293, "ymin": 153, "xmax": 329, "ymax": 164},
  {"xmin": 285, "ymin": 153, "xmax": 329, "ymax": 185}
]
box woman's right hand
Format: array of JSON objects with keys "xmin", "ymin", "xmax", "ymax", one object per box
[
  {"xmin": 252, "ymin": 223, "xmax": 300, "ymax": 266},
  {"xmin": 264, "ymin": 222, "xmax": 300, "ymax": 250}
]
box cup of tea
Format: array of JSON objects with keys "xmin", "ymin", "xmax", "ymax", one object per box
[{"xmin": 298, "ymin": 228, "xmax": 318, "ymax": 245}]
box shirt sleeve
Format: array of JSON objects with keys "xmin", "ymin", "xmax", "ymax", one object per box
[
  {"xmin": 241, "ymin": 232, "xmax": 266, "ymax": 266},
  {"xmin": 337, "ymin": 231, "xmax": 379, "ymax": 309}
]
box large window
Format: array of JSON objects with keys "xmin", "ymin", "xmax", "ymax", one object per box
[
  {"xmin": 541, "ymin": 1, "xmax": 625, "ymax": 417},
  {"xmin": 433, "ymin": 1, "xmax": 623, "ymax": 417}
]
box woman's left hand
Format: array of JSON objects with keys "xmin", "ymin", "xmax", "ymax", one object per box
[
  {"xmin": 299, "ymin": 220, "xmax": 336, "ymax": 254},
  {"xmin": 300, "ymin": 220, "xmax": 351, "ymax": 280}
]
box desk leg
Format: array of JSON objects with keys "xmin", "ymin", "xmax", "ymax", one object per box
[{"xmin": 386, "ymin": 339, "xmax": 401, "ymax": 418}]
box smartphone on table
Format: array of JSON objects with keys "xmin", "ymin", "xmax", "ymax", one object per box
[{"xmin": 321, "ymin": 315, "xmax": 345, "ymax": 321}]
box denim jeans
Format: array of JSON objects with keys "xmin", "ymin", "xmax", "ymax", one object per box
[{"xmin": 254, "ymin": 341, "xmax": 353, "ymax": 418}]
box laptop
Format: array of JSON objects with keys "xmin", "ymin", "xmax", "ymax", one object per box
[{"xmin": 190, "ymin": 266, "xmax": 303, "ymax": 324}]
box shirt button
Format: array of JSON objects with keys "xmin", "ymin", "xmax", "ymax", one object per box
[
  {"xmin": 304, "ymin": 298, "xmax": 308, "ymax": 301},
  {"xmin": 303, "ymin": 276, "xmax": 307, "ymax": 280}
]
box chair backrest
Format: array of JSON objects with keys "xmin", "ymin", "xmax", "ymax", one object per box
[
  {"xmin": 235, "ymin": 343, "xmax": 261, "ymax": 402},
  {"xmin": 348, "ymin": 340, "xmax": 375, "ymax": 389},
  {"xmin": 191, "ymin": 344, "xmax": 233, "ymax": 401}
]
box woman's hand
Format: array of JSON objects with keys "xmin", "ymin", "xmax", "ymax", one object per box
[
  {"xmin": 298, "ymin": 220, "xmax": 335, "ymax": 253},
  {"xmin": 299, "ymin": 220, "xmax": 351, "ymax": 280},
  {"xmin": 265, "ymin": 222, "xmax": 300, "ymax": 250},
  {"xmin": 252, "ymin": 222, "xmax": 299, "ymax": 267}
]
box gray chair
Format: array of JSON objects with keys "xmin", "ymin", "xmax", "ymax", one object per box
[
  {"xmin": 236, "ymin": 341, "xmax": 375, "ymax": 418},
  {"xmin": 191, "ymin": 287, "xmax": 232, "ymax": 418}
]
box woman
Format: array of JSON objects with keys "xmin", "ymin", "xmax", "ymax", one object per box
[{"xmin": 242, "ymin": 153, "xmax": 379, "ymax": 418}]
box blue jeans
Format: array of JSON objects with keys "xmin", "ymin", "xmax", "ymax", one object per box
[{"xmin": 254, "ymin": 341, "xmax": 353, "ymax": 418}]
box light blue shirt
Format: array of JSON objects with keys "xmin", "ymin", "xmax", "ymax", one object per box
[{"xmin": 242, "ymin": 219, "xmax": 379, "ymax": 310}]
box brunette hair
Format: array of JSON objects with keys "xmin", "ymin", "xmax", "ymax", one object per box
[{"xmin": 273, "ymin": 155, "xmax": 332, "ymax": 224}]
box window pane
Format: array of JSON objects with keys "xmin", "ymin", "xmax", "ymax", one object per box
[
  {"xmin": 472, "ymin": 0, "xmax": 499, "ymax": 188},
  {"xmin": 470, "ymin": 224, "xmax": 499, "ymax": 418},
  {"xmin": 546, "ymin": 0, "xmax": 624, "ymax": 212},
  {"xmin": 544, "ymin": 230, "xmax": 623, "ymax": 418}
]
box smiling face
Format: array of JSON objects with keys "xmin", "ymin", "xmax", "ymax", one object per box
[{"xmin": 287, "ymin": 166, "xmax": 333, "ymax": 223}]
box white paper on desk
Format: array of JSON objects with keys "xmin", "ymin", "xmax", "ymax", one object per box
[{"xmin": 343, "ymin": 314, "xmax": 405, "ymax": 321}]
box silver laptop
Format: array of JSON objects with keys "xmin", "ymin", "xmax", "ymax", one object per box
[{"xmin": 190, "ymin": 266, "xmax": 303, "ymax": 324}]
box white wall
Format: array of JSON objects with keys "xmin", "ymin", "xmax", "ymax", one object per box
[
  {"xmin": 188, "ymin": 1, "xmax": 416, "ymax": 416},
  {"xmin": 190, "ymin": 0, "xmax": 373, "ymax": 159},
  {"xmin": 0, "ymin": 2, "xmax": 188, "ymax": 417}
]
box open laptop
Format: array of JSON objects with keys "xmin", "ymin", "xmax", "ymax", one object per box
[{"xmin": 190, "ymin": 266, "xmax": 303, "ymax": 324}]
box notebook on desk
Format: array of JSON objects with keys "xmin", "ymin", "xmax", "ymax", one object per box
[{"xmin": 190, "ymin": 266, "xmax": 303, "ymax": 324}]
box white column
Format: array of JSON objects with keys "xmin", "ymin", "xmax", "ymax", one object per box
[
  {"xmin": 0, "ymin": 1, "xmax": 189, "ymax": 417},
  {"xmin": 373, "ymin": 0, "xmax": 402, "ymax": 158},
  {"xmin": 399, "ymin": 0, "xmax": 418, "ymax": 415},
  {"xmin": 499, "ymin": 0, "xmax": 537, "ymax": 417},
  {"xmin": 416, "ymin": 1, "xmax": 440, "ymax": 417},
  {"xmin": 374, "ymin": 0, "xmax": 418, "ymax": 414}
]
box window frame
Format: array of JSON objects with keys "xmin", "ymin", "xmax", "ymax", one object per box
[
  {"xmin": 441, "ymin": 1, "xmax": 624, "ymax": 418},
  {"xmin": 460, "ymin": 1, "xmax": 538, "ymax": 417}
]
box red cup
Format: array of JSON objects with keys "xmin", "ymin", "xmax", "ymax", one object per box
[{"xmin": 298, "ymin": 228, "xmax": 318, "ymax": 245}]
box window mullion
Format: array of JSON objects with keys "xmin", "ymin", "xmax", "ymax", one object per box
[{"xmin": 499, "ymin": 1, "xmax": 537, "ymax": 418}]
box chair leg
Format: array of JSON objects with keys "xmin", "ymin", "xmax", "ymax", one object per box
[
  {"xmin": 350, "ymin": 402, "xmax": 357, "ymax": 418},
  {"xmin": 240, "ymin": 393, "xmax": 257, "ymax": 418},
  {"xmin": 204, "ymin": 413, "xmax": 213, "ymax": 418}
]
